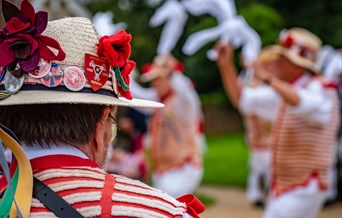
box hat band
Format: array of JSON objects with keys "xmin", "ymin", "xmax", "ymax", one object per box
[
  {"xmin": 0, "ymin": 59, "xmax": 119, "ymax": 99},
  {"xmin": 279, "ymin": 34, "xmax": 316, "ymax": 61},
  {"xmin": 0, "ymin": 84, "xmax": 117, "ymax": 97}
]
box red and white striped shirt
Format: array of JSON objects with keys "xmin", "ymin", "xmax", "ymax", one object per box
[
  {"xmin": 3, "ymin": 145, "xmax": 204, "ymax": 218},
  {"xmin": 239, "ymin": 74, "xmax": 340, "ymax": 196}
]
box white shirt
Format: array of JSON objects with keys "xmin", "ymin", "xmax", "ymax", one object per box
[{"xmin": 239, "ymin": 74, "xmax": 333, "ymax": 126}]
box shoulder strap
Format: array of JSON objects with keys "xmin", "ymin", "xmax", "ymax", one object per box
[{"xmin": 32, "ymin": 177, "xmax": 84, "ymax": 218}]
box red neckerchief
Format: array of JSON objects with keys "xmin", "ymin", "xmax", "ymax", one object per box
[
  {"xmin": 160, "ymin": 89, "xmax": 174, "ymax": 103},
  {"xmin": 289, "ymin": 73, "xmax": 306, "ymax": 84}
]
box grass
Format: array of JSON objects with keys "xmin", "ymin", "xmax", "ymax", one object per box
[
  {"xmin": 195, "ymin": 192, "xmax": 216, "ymax": 207},
  {"xmin": 201, "ymin": 133, "xmax": 249, "ymax": 187}
]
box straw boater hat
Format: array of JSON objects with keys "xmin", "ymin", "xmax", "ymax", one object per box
[
  {"xmin": 0, "ymin": 0, "xmax": 162, "ymax": 108},
  {"xmin": 140, "ymin": 54, "xmax": 181, "ymax": 82},
  {"xmin": 271, "ymin": 27, "xmax": 322, "ymax": 74}
]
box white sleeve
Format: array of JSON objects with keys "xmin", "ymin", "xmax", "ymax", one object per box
[
  {"xmin": 170, "ymin": 74, "xmax": 199, "ymax": 124},
  {"xmin": 129, "ymin": 75, "xmax": 158, "ymax": 115},
  {"xmin": 239, "ymin": 85, "xmax": 281, "ymax": 121},
  {"xmin": 290, "ymin": 80, "xmax": 333, "ymax": 126},
  {"xmin": 130, "ymin": 76, "xmax": 158, "ymax": 102},
  {"xmin": 324, "ymin": 53, "xmax": 342, "ymax": 83}
]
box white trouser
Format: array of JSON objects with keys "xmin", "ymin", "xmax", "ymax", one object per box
[
  {"xmin": 247, "ymin": 149, "xmax": 271, "ymax": 202},
  {"xmin": 263, "ymin": 178, "xmax": 326, "ymax": 218},
  {"xmin": 152, "ymin": 163, "xmax": 203, "ymax": 198}
]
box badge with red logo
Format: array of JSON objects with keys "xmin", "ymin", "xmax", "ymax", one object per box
[
  {"xmin": 84, "ymin": 54, "xmax": 110, "ymax": 91},
  {"xmin": 63, "ymin": 66, "xmax": 86, "ymax": 91}
]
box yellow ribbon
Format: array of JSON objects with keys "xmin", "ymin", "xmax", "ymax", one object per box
[{"xmin": 0, "ymin": 128, "xmax": 33, "ymax": 218}]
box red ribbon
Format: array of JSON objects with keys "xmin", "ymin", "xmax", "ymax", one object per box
[
  {"xmin": 37, "ymin": 35, "xmax": 66, "ymax": 62},
  {"xmin": 177, "ymin": 194, "xmax": 205, "ymax": 218}
]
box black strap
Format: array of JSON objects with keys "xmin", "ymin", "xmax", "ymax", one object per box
[{"xmin": 32, "ymin": 177, "xmax": 84, "ymax": 218}]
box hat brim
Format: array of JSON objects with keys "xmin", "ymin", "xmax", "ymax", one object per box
[
  {"xmin": 140, "ymin": 67, "xmax": 171, "ymax": 82},
  {"xmin": 0, "ymin": 90, "xmax": 164, "ymax": 108},
  {"xmin": 270, "ymin": 45, "xmax": 320, "ymax": 74}
]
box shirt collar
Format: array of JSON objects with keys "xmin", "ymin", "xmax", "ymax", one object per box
[{"xmin": 20, "ymin": 143, "xmax": 89, "ymax": 160}]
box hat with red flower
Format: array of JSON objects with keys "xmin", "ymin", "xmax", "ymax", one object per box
[
  {"xmin": 0, "ymin": 0, "xmax": 162, "ymax": 108},
  {"xmin": 270, "ymin": 27, "xmax": 322, "ymax": 74}
]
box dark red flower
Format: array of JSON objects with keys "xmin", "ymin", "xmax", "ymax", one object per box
[
  {"xmin": 117, "ymin": 60, "xmax": 136, "ymax": 100},
  {"xmin": 97, "ymin": 30, "xmax": 132, "ymax": 68},
  {"xmin": 4, "ymin": 17, "xmax": 30, "ymax": 34},
  {"xmin": 0, "ymin": 0, "xmax": 65, "ymax": 72}
]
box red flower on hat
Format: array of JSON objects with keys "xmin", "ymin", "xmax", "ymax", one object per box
[
  {"xmin": 97, "ymin": 30, "xmax": 132, "ymax": 68},
  {"xmin": 281, "ymin": 34, "xmax": 294, "ymax": 48},
  {"xmin": 114, "ymin": 60, "xmax": 136, "ymax": 100},
  {"xmin": 0, "ymin": 0, "xmax": 66, "ymax": 72},
  {"xmin": 98, "ymin": 30, "xmax": 135, "ymax": 100}
]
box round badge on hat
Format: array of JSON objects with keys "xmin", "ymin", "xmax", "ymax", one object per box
[
  {"xmin": 0, "ymin": 67, "xmax": 6, "ymax": 83},
  {"xmin": 4, "ymin": 70, "xmax": 25, "ymax": 94},
  {"xmin": 63, "ymin": 66, "xmax": 86, "ymax": 91},
  {"xmin": 40, "ymin": 63, "xmax": 64, "ymax": 88},
  {"xmin": 29, "ymin": 60, "xmax": 51, "ymax": 78}
]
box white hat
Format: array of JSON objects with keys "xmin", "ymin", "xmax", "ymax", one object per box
[
  {"xmin": 272, "ymin": 27, "xmax": 322, "ymax": 73},
  {"xmin": 0, "ymin": 0, "xmax": 162, "ymax": 108},
  {"xmin": 140, "ymin": 55, "xmax": 178, "ymax": 82}
]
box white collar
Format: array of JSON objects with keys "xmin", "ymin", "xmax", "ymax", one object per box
[{"xmin": 20, "ymin": 143, "xmax": 89, "ymax": 160}]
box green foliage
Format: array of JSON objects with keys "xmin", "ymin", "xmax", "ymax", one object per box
[
  {"xmin": 202, "ymin": 134, "xmax": 248, "ymax": 187},
  {"xmin": 200, "ymin": 92, "xmax": 230, "ymax": 106},
  {"xmin": 256, "ymin": 0, "xmax": 342, "ymax": 48}
]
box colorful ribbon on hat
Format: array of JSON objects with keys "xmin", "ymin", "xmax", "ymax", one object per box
[
  {"xmin": 0, "ymin": 125, "xmax": 33, "ymax": 218},
  {"xmin": 0, "ymin": 168, "xmax": 19, "ymax": 217}
]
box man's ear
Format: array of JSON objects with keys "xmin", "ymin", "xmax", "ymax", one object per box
[{"xmin": 92, "ymin": 107, "xmax": 111, "ymax": 152}]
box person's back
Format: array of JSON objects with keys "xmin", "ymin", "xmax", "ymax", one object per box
[{"xmin": 29, "ymin": 152, "xmax": 187, "ymax": 217}]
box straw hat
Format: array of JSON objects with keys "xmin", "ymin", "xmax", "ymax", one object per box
[
  {"xmin": 140, "ymin": 54, "xmax": 178, "ymax": 82},
  {"xmin": 0, "ymin": 0, "xmax": 162, "ymax": 108},
  {"xmin": 271, "ymin": 27, "xmax": 322, "ymax": 73}
]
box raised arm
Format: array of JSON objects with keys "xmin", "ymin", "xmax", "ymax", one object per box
[{"xmin": 215, "ymin": 43, "xmax": 242, "ymax": 109}]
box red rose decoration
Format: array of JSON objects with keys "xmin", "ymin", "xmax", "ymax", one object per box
[
  {"xmin": 0, "ymin": 0, "xmax": 65, "ymax": 72},
  {"xmin": 98, "ymin": 30, "xmax": 136, "ymax": 99},
  {"xmin": 97, "ymin": 30, "xmax": 132, "ymax": 68},
  {"xmin": 281, "ymin": 34, "xmax": 294, "ymax": 49}
]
